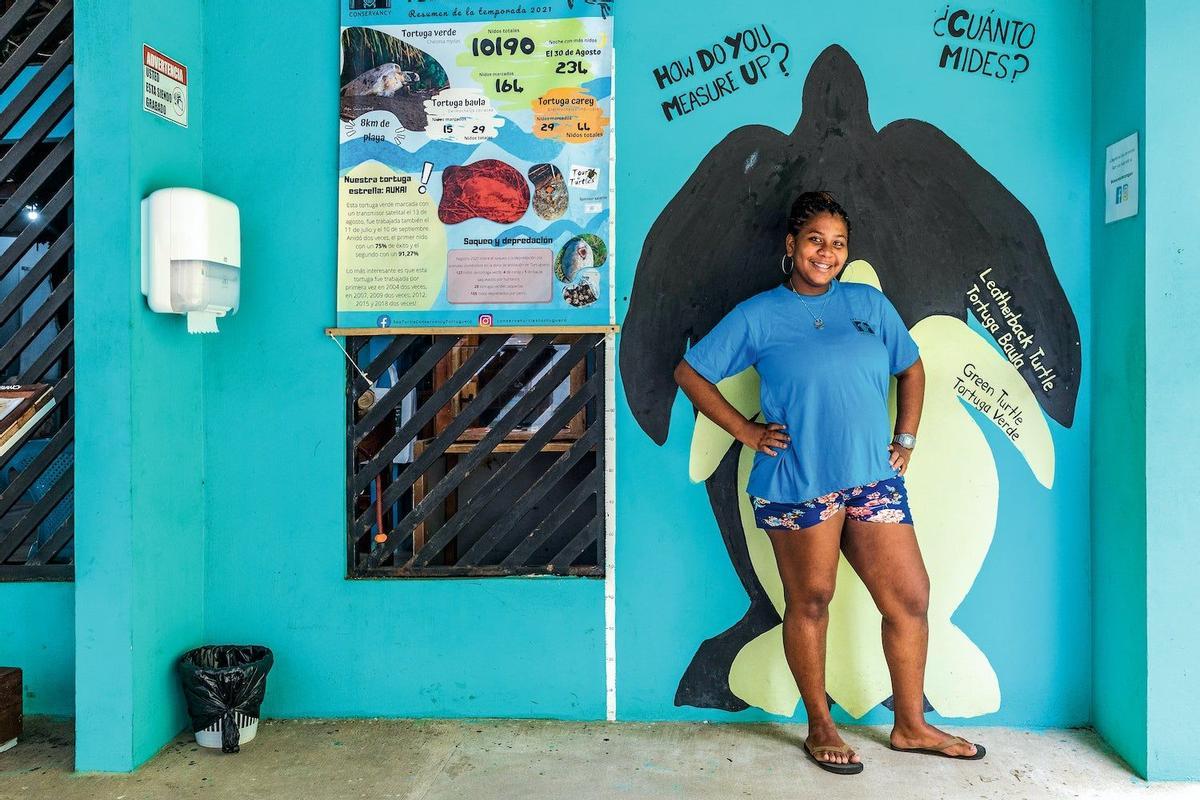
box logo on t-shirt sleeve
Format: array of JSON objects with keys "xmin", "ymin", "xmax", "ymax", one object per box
[{"xmin": 852, "ymin": 319, "xmax": 876, "ymax": 335}]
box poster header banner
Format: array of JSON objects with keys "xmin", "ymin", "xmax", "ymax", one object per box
[{"xmin": 337, "ymin": 0, "xmax": 614, "ymax": 329}]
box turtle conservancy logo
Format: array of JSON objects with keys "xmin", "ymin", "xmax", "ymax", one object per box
[
  {"xmin": 349, "ymin": 0, "xmax": 390, "ymax": 10},
  {"xmin": 852, "ymin": 319, "xmax": 876, "ymax": 335}
]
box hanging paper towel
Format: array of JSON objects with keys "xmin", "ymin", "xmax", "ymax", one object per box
[{"xmin": 187, "ymin": 311, "xmax": 220, "ymax": 334}]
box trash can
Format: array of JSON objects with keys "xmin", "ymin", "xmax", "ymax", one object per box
[{"xmin": 178, "ymin": 645, "xmax": 274, "ymax": 753}]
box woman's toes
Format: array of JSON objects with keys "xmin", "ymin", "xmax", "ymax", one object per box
[{"xmin": 949, "ymin": 741, "xmax": 975, "ymax": 757}]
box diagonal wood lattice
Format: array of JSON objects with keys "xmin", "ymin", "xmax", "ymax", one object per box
[
  {"xmin": 347, "ymin": 333, "xmax": 605, "ymax": 578},
  {"xmin": 0, "ymin": 0, "xmax": 73, "ymax": 580}
]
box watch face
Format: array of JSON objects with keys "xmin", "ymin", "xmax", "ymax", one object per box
[{"xmin": 895, "ymin": 434, "xmax": 915, "ymax": 448}]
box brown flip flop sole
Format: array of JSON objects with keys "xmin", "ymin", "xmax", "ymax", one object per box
[{"xmin": 890, "ymin": 736, "xmax": 986, "ymax": 761}]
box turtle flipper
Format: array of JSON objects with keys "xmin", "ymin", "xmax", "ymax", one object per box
[{"xmin": 674, "ymin": 444, "xmax": 781, "ymax": 710}]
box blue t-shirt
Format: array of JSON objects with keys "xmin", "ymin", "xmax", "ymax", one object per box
[{"xmin": 684, "ymin": 280, "xmax": 920, "ymax": 503}]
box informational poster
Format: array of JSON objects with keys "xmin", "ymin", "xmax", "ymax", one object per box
[
  {"xmin": 1104, "ymin": 132, "xmax": 1138, "ymax": 223},
  {"xmin": 337, "ymin": 1, "xmax": 614, "ymax": 329}
]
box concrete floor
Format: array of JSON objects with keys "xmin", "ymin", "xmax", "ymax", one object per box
[{"xmin": 0, "ymin": 717, "xmax": 1196, "ymax": 799}]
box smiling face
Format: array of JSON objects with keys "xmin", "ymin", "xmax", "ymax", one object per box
[{"xmin": 785, "ymin": 212, "xmax": 849, "ymax": 295}]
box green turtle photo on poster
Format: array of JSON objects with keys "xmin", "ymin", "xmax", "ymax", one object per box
[
  {"xmin": 619, "ymin": 45, "xmax": 1081, "ymax": 719},
  {"xmin": 340, "ymin": 27, "xmax": 451, "ymax": 131}
]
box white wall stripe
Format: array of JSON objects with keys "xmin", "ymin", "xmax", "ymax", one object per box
[{"xmin": 604, "ymin": 37, "xmax": 618, "ymax": 723}]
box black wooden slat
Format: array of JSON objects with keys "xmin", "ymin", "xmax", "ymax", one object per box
[
  {"xmin": 0, "ymin": 465, "xmax": 72, "ymax": 562},
  {"xmin": 17, "ymin": 317, "xmax": 71, "ymax": 384},
  {"xmin": 400, "ymin": 365, "xmax": 602, "ymax": 568},
  {"xmin": 0, "ymin": 83, "xmax": 71, "ymax": 184},
  {"xmin": 350, "ymin": 334, "xmax": 462, "ymax": 448},
  {"xmin": 0, "ymin": 0, "xmax": 70, "ymax": 95},
  {"xmin": 0, "ymin": 32, "xmax": 72, "ymax": 139},
  {"xmin": 0, "ymin": 223, "xmax": 71, "ymax": 326},
  {"xmin": 359, "ymin": 334, "xmax": 587, "ymax": 546},
  {"xmin": 49, "ymin": 365, "xmax": 72, "ymax": 402},
  {"xmin": 548, "ymin": 516, "xmax": 602, "ymax": 572},
  {"xmin": 0, "ymin": 168, "xmax": 73, "ymax": 275},
  {"xmin": 352, "ymin": 333, "xmax": 553, "ymax": 497},
  {"xmin": 500, "ymin": 465, "xmax": 602, "ymax": 568},
  {"xmin": 0, "ymin": 416, "xmax": 71, "ymax": 514},
  {"xmin": 454, "ymin": 422, "xmax": 602, "ymax": 565},
  {"xmin": 359, "ymin": 564, "xmax": 602, "ymax": 579},
  {"xmin": 361, "ymin": 334, "xmax": 416, "ymax": 384},
  {"xmin": 0, "ymin": 0, "xmax": 44, "ymax": 46},
  {"xmin": 0, "ymin": 269, "xmax": 70, "ymax": 372},
  {"xmin": 0, "ymin": 563, "xmax": 72, "ymax": 580},
  {"xmin": 23, "ymin": 513, "xmax": 71, "ymax": 565}
]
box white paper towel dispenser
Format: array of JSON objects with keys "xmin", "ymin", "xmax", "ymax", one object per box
[{"xmin": 141, "ymin": 187, "xmax": 240, "ymax": 333}]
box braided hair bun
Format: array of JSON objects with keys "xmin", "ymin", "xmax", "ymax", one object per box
[{"xmin": 787, "ymin": 191, "xmax": 851, "ymax": 236}]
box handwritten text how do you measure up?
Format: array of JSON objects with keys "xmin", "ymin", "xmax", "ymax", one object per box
[{"xmin": 652, "ymin": 25, "xmax": 791, "ymax": 122}]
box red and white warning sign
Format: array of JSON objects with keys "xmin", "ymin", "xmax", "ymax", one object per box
[{"xmin": 142, "ymin": 45, "xmax": 188, "ymax": 127}]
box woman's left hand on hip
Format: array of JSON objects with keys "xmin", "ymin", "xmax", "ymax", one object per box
[{"xmin": 888, "ymin": 443, "xmax": 913, "ymax": 475}]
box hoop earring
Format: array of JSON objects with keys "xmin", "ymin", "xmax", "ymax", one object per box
[{"xmin": 780, "ymin": 254, "xmax": 794, "ymax": 275}]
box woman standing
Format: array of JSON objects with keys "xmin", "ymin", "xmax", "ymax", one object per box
[{"xmin": 673, "ymin": 191, "xmax": 984, "ymax": 775}]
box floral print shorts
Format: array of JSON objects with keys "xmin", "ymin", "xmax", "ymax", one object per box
[{"xmin": 750, "ymin": 477, "xmax": 913, "ymax": 531}]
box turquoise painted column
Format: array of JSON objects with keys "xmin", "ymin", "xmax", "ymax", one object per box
[
  {"xmin": 1090, "ymin": 0, "xmax": 1148, "ymax": 780},
  {"xmin": 1093, "ymin": 0, "xmax": 1200, "ymax": 781},
  {"xmin": 74, "ymin": 0, "xmax": 206, "ymax": 771},
  {"xmin": 1144, "ymin": 0, "xmax": 1200, "ymax": 781}
]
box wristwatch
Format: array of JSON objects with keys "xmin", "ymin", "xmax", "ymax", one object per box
[{"xmin": 892, "ymin": 433, "xmax": 916, "ymax": 450}]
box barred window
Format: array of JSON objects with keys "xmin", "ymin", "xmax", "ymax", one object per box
[
  {"xmin": 346, "ymin": 332, "xmax": 606, "ymax": 578},
  {"xmin": 0, "ymin": 0, "xmax": 75, "ymax": 579}
]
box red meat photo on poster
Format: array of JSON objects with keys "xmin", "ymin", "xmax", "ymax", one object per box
[{"xmin": 438, "ymin": 160, "xmax": 531, "ymax": 225}]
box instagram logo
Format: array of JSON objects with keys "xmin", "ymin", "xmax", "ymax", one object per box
[{"xmin": 478, "ymin": 313, "xmax": 494, "ymax": 327}]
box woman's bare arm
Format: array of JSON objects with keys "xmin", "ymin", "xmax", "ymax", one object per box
[
  {"xmin": 889, "ymin": 357, "xmax": 925, "ymax": 473},
  {"xmin": 674, "ymin": 360, "xmax": 790, "ymax": 457}
]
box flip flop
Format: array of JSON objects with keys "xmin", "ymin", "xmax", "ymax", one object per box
[
  {"xmin": 805, "ymin": 741, "xmax": 864, "ymax": 775},
  {"xmin": 890, "ymin": 736, "xmax": 986, "ymax": 760}
]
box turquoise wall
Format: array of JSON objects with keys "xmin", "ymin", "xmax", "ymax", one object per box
[
  {"xmin": 0, "ymin": 584, "xmax": 73, "ymax": 716},
  {"xmin": 1144, "ymin": 0, "xmax": 1200, "ymax": 781},
  {"xmin": 1090, "ymin": 0, "xmax": 1148, "ymax": 778},
  {"xmin": 196, "ymin": 0, "xmax": 605, "ymax": 720},
  {"xmin": 74, "ymin": 0, "xmax": 206, "ymax": 772},
  {"xmin": 198, "ymin": 0, "xmax": 1090, "ymax": 728},
  {"xmin": 47, "ymin": 0, "xmax": 1197, "ymax": 779},
  {"xmin": 616, "ymin": 0, "xmax": 1092, "ymax": 726}
]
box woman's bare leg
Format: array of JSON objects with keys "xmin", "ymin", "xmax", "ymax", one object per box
[
  {"xmin": 767, "ymin": 509, "xmax": 860, "ymax": 765},
  {"xmin": 840, "ymin": 518, "xmax": 978, "ymax": 757}
]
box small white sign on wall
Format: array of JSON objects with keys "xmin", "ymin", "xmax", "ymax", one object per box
[
  {"xmin": 142, "ymin": 44, "xmax": 188, "ymax": 128},
  {"xmin": 1104, "ymin": 132, "xmax": 1138, "ymax": 223}
]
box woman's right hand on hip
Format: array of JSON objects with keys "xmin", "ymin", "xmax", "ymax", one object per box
[{"xmin": 737, "ymin": 421, "xmax": 790, "ymax": 457}]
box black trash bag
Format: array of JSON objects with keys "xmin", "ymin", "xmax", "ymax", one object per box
[{"xmin": 178, "ymin": 645, "xmax": 274, "ymax": 753}]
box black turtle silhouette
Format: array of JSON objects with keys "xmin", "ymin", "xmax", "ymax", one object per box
[{"xmin": 619, "ymin": 44, "xmax": 1081, "ymax": 711}]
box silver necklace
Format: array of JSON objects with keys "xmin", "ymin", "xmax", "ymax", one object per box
[{"xmin": 789, "ymin": 280, "xmax": 835, "ymax": 329}]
